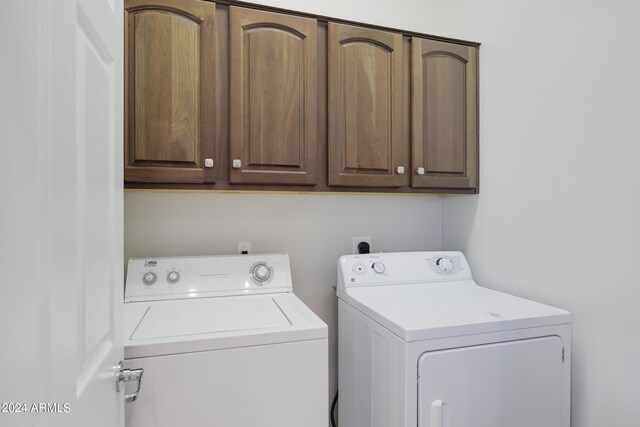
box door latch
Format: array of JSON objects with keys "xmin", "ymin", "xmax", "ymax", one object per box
[{"xmin": 116, "ymin": 361, "xmax": 144, "ymax": 403}]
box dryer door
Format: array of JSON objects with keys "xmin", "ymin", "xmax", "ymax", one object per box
[{"xmin": 418, "ymin": 336, "xmax": 565, "ymax": 427}]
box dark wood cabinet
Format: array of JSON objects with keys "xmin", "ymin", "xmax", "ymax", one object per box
[
  {"xmin": 124, "ymin": 0, "xmax": 216, "ymax": 183},
  {"xmin": 228, "ymin": 7, "xmax": 318, "ymax": 185},
  {"xmin": 123, "ymin": 1, "xmax": 479, "ymax": 194},
  {"xmin": 411, "ymin": 38, "xmax": 478, "ymax": 190},
  {"xmin": 327, "ymin": 23, "xmax": 407, "ymax": 188}
]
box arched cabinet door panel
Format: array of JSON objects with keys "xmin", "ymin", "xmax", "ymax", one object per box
[
  {"xmin": 229, "ymin": 7, "xmax": 318, "ymax": 185},
  {"xmin": 124, "ymin": 0, "xmax": 216, "ymax": 183},
  {"xmin": 411, "ymin": 38, "xmax": 478, "ymax": 190},
  {"xmin": 328, "ymin": 23, "xmax": 407, "ymax": 188}
]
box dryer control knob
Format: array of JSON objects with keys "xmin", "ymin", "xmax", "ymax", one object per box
[
  {"xmin": 436, "ymin": 257, "xmax": 454, "ymax": 273},
  {"xmin": 252, "ymin": 263, "xmax": 271, "ymax": 283},
  {"xmin": 142, "ymin": 272, "xmax": 157, "ymax": 285},
  {"xmin": 167, "ymin": 271, "xmax": 180, "ymax": 284},
  {"xmin": 352, "ymin": 262, "xmax": 367, "ymax": 275},
  {"xmin": 372, "ymin": 262, "xmax": 386, "ymax": 274}
]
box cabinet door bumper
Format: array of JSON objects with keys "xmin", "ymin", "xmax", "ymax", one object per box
[
  {"xmin": 124, "ymin": 0, "xmax": 217, "ymax": 184},
  {"xmin": 229, "ymin": 7, "xmax": 318, "ymax": 185},
  {"xmin": 411, "ymin": 38, "xmax": 478, "ymax": 191}
]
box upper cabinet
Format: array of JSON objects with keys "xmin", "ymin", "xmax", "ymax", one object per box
[
  {"xmin": 123, "ymin": 1, "xmax": 480, "ymax": 193},
  {"xmin": 327, "ymin": 23, "xmax": 407, "ymax": 187},
  {"xmin": 411, "ymin": 38, "xmax": 478, "ymax": 190},
  {"xmin": 229, "ymin": 7, "xmax": 318, "ymax": 185},
  {"xmin": 124, "ymin": 0, "xmax": 216, "ymax": 183}
]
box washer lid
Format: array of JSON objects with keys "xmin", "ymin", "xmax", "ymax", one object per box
[
  {"xmin": 124, "ymin": 293, "xmax": 327, "ymax": 358},
  {"xmin": 344, "ymin": 281, "xmax": 571, "ymax": 342},
  {"xmin": 131, "ymin": 296, "xmax": 291, "ymax": 340}
]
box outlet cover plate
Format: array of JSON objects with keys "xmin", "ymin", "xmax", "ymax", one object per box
[{"xmin": 237, "ymin": 241, "xmax": 251, "ymax": 254}]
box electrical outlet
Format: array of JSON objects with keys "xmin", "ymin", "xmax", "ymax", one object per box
[
  {"xmin": 237, "ymin": 241, "xmax": 251, "ymax": 254},
  {"xmin": 352, "ymin": 236, "xmax": 372, "ymax": 254}
]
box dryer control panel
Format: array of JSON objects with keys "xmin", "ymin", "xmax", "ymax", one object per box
[
  {"xmin": 125, "ymin": 254, "xmax": 292, "ymax": 302},
  {"xmin": 338, "ymin": 251, "xmax": 473, "ymax": 293}
]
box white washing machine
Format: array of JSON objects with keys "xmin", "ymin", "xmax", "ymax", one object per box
[
  {"xmin": 123, "ymin": 254, "xmax": 328, "ymax": 427},
  {"xmin": 337, "ymin": 251, "xmax": 571, "ymax": 427}
]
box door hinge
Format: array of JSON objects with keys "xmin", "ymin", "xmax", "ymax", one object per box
[
  {"xmin": 116, "ymin": 361, "xmax": 144, "ymax": 403},
  {"xmin": 562, "ymin": 347, "xmax": 565, "ymax": 362}
]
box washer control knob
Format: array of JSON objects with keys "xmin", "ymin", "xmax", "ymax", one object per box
[
  {"xmin": 372, "ymin": 262, "xmax": 386, "ymax": 274},
  {"xmin": 252, "ymin": 263, "xmax": 271, "ymax": 283},
  {"xmin": 436, "ymin": 257, "xmax": 454, "ymax": 273},
  {"xmin": 167, "ymin": 271, "xmax": 180, "ymax": 284},
  {"xmin": 142, "ymin": 272, "xmax": 157, "ymax": 285}
]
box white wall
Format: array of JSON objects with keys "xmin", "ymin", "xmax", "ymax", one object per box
[
  {"xmin": 124, "ymin": 192, "xmax": 442, "ymax": 399},
  {"xmin": 243, "ymin": 0, "xmax": 442, "ymax": 34},
  {"xmin": 439, "ymin": 1, "xmax": 640, "ymax": 425}
]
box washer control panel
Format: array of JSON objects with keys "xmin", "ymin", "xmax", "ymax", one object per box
[
  {"xmin": 125, "ymin": 254, "xmax": 291, "ymax": 302},
  {"xmin": 338, "ymin": 251, "xmax": 472, "ymax": 289}
]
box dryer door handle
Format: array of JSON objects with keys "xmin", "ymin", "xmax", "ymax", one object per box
[{"xmin": 431, "ymin": 399, "xmax": 444, "ymax": 427}]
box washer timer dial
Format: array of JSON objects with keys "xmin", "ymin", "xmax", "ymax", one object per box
[{"xmin": 252, "ymin": 263, "xmax": 272, "ymax": 283}]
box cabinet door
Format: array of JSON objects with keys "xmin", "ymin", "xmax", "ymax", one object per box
[
  {"xmin": 328, "ymin": 23, "xmax": 406, "ymax": 187},
  {"xmin": 124, "ymin": 0, "xmax": 216, "ymax": 183},
  {"xmin": 412, "ymin": 38, "xmax": 477, "ymax": 190},
  {"xmin": 229, "ymin": 7, "xmax": 317, "ymax": 185}
]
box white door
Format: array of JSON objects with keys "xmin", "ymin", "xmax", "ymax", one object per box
[
  {"xmin": 0, "ymin": 0, "xmax": 124, "ymax": 426},
  {"xmin": 418, "ymin": 337, "xmax": 565, "ymax": 427}
]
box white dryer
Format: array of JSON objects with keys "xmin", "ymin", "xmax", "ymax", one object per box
[
  {"xmin": 337, "ymin": 251, "xmax": 571, "ymax": 427},
  {"xmin": 123, "ymin": 254, "xmax": 327, "ymax": 427}
]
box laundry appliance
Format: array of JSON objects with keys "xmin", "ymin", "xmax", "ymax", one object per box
[
  {"xmin": 124, "ymin": 254, "xmax": 328, "ymax": 427},
  {"xmin": 337, "ymin": 251, "xmax": 571, "ymax": 427}
]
